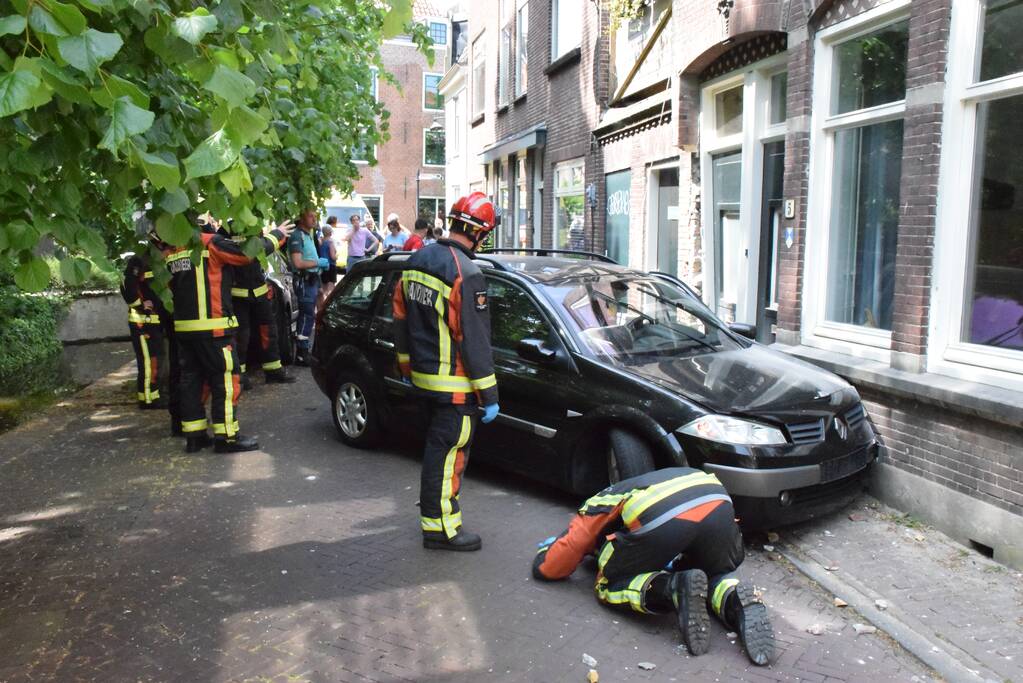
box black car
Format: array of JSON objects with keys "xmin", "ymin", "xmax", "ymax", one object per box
[
  {"xmin": 310, "ymin": 251, "xmax": 879, "ymax": 526},
  {"xmin": 251, "ymin": 250, "xmax": 298, "ymax": 366}
]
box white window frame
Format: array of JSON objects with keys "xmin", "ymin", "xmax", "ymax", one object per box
[
  {"xmin": 515, "ymin": 0, "xmax": 529, "ymax": 98},
  {"xmin": 422, "ymin": 128, "xmax": 445, "ymax": 168},
  {"xmin": 498, "ymin": 24, "xmax": 512, "ymax": 107},
  {"xmin": 699, "ymin": 54, "xmax": 788, "ymax": 325},
  {"xmin": 428, "ymin": 21, "xmax": 448, "ymax": 45},
  {"xmin": 553, "ymin": 158, "xmax": 585, "ymax": 250},
  {"xmin": 423, "ymin": 72, "xmax": 444, "ymax": 112},
  {"xmin": 472, "ymin": 35, "xmax": 486, "ymax": 118},
  {"xmin": 418, "ymin": 196, "xmax": 445, "ymax": 221},
  {"xmin": 360, "ymin": 194, "xmax": 383, "ymax": 227},
  {"xmin": 801, "ymin": 0, "xmax": 911, "ymax": 362},
  {"xmin": 929, "ymin": 0, "xmax": 1023, "ymax": 389},
  {"xmin": 551, "ymin": 0, "xmax": 582, "ymax": 63}
]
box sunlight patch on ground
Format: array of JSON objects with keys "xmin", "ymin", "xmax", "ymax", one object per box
[
  {"xmin": 6, "ymin": 504, "xmax": 84, "ymax": 523},
  {"xmin": 246, "ymin": 498, "xmax": 400, "ymax": 552},
  {"xmin": 228, "ymin": 450, "xmax": 275, "ymax": 481},
  {"xmin": 0, "ymin": 526, "xmax": 37, "ymax": 543}
]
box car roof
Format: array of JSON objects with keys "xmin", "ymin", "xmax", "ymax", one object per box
[{"xmin": 478, "ymin": 254, "xmax": 648, "ymax": 285}]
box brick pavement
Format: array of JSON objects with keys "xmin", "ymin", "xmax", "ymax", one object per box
[{"xmin": 0, "ymin": 366, "xmax": 934, "ymax": 682}]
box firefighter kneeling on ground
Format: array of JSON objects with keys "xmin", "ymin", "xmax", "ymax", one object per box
[
  {"xmin": 167, "ymin": 215, "xmax": 294, "ymax": 454},
  {"xmin": 393, "ymin": 192, "xmax": 500, "ymax": 552},
  {"xmin": 532, "ymin": 467, "xmax": 775, "ymax": 666}
]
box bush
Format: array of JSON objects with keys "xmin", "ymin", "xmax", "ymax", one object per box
[{"xmin": 0, "ymin": 285, "xmax": 69, "ymax": 397}]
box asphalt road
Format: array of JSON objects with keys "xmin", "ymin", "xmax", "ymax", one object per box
[{"xmin": 0, "ymin": 365, "xmax": 934, "ymax": 682}]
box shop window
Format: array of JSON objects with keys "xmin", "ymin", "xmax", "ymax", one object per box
[
  {"xmin": 554, "ymin": 160, "xmax": 585, "ymax": 250},
  {"xmin": 605, "ymin": 170, "xmax": 631, "ymax": 266}
]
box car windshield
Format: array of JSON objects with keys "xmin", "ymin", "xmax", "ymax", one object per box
[{"xmin": 541, "ymin": 275, "xmax": 743, "ymax": 364}]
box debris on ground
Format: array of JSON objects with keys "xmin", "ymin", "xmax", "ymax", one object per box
[
  {"xmin": 586, "ymin": 669, "xmax": 599, "ymax": 683},
  {"xmin": 834, "ymin": 597, "xmax": 848, "ymax": 607},
  {"xmin": 914, "ymin": 534, "xmax": 925, "ymax": 542},
  {"xmin": 726, "ymin": 632, "xmax": 738, "ymax": 640},
  {"xmin": 807, "ymin": 623, "xmax": 825, "ymax": 635},
  {"xmin": 825, "ymin": 565, "xmax": 840, "ymax": 571},
  {"xmin": 824, "ymin": 530, "xmax": 835, "ymax": 537},
  {"xmin": 766, "ymin": 531, "xmax": 780, "ymax": 543},
  {"xmin": 853, "ymin": 623, "xmax": 878, "ymax": 635},
  {"xmin": 875, "ymin": 599, "xmax": 889, "ymax": 610},
  {"xmin": 763, "ymin": 544, "xmax": 775, "ymax": 552},
  {"xmin": 848, "ymin": 512, "xmax": 865, "ymax": 522},
  {"xmin": 637, "ymin": 662, "xmax": 656, "ymax": 671},
  {"xmin": 582, "ymin": 653, "xmax": 598, "ymax": 668}
]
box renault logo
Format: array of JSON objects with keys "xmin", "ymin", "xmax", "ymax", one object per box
[{"xmin": 833, "ymin": 416, "xmax": 848, "ymax": 440}]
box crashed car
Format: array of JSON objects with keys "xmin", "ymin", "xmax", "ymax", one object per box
[{"xmin": 310, "ymin": 251, "xmax": 879, "ymax": 526}]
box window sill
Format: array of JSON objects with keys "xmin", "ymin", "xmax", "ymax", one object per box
[
  {"xmin": 471, "ymin": 113, "xmax": 485, "ymax": 127},
  {"xmin": 546, "ymin": 47, "xmax": 581, "ymax": 76},
  {"xmin": 514, "ymin": 92, "xmax": 527, "ymax": 104},
  {"xmin": 774, "ymin": 342, "xmax": 1023, "ymax": 430},
  {"xmin": 496, "ymin": 103, "xmax": 510, "ymax": 115}
]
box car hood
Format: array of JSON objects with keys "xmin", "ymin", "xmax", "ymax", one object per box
[{"xmin": 620, "ymin": 345, "xmax": 852, "ymax": 417}]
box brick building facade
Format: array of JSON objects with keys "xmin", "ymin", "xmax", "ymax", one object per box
[{"xmin": 446, "ymin": 0, "xmax": 1023, "ymax": 567}]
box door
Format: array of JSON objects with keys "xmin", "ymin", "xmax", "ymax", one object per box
[
  {"xmin": 654, "ymin": 167, "xmax": 680, "ymax": 276},
  {"xmin": 711, "ymin": 151, "xmax": 742, "ymax": 322},
  {"xmin": 756, "ymin": 141, "xmax": 785, "ymax": 342}
]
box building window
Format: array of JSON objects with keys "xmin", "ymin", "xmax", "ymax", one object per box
[
  {"xmin": 804, "ymin": 8, "xmax": 909, "ymax": 354},
  {"xmin": 499, "ymin": 26, "xmax": 512, "ymax": 106},
  {"xmin": 423, "ymin": 129, "xmax": 445, "ymax": 166},
  {"xmin": 449, "ymin": 94, "xmax": 460, "ymax": 157},
  {"xmin": 429, "ymin": 21, "xmax": 447, "ymax": 45},
  {"xmin": 418, "ymin": 196, "xmax": 444, "ymax": 222},
  {"xmin": 424, "ymin": 73, "xmax": 444, "ymax": 111},
  {"xmin": 516, "ymin": 0, "xmax": 529, "ymax": 97},
  {"xmin": 552, "ymin": 0, "xmax": 582, "ymax": 62},
  {"xmin": 769, "ymin": 72, "xmax": 787, "ymax": 125},
  {"xmin": 515, "ymin": 154, "xmax": 529, "ymax": 248},
  {"xmin": 362, "ymin": 195, "xmax": 382, "ymax": 227},
  {"xmin": 553, "ymin": 159, "xmax": 585, "ymax": 250},
  {"xmin": 930, "ymin": 0, "xmax": 1023, "ymax": 384},
  {"xmin": 472, "ymin": 36, "xmax": 486, "ymax": 118}
]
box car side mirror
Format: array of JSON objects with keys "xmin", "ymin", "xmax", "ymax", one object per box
[
  {"xmin": 517, "ymin": 338, "xmax": 557, "ymax": 363},
  {"xmin": 729, "ymin": 322, "xmax": 757, "ymax": 340}
]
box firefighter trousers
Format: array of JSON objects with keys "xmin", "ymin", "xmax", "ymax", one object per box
[
  {"xmin": 594, "ymin": 500, "xmax": 744, "ymax": 615},
  {"xmin": 129, "ymin": 321, "xmax": 163, "ymax": 405},
  {"xmin": 234, "ymin": 294, "xmax": 282, "ymax": 375},
  {"xmin": 420, "ymin": 401, "xmax": 478, "ymax": 538},
  {"xmin": 179, "ymin": 336, "xmax": 241, "ymax": 440}
]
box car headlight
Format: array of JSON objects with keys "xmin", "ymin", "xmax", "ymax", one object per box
[{"xmin": 678, "ymin": 415, "xmax": 787, "ymax": 446}]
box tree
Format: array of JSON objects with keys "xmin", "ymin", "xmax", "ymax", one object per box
[{"xmin": 0, "ymin": 0, "xmax": 429, "ymax": 292}]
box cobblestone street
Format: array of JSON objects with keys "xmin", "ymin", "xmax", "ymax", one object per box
[{"xmin": 0, "ymin": 367, "xmax": 937, "ymax": 682}]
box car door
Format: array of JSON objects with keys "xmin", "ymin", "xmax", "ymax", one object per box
[
  {"xmin": 477, "ymin": 276, "xmax": 576, "ymax": 480},
  {"xmin": 320, "ymin": 270, "xmax": 384, "ymax": 360}
]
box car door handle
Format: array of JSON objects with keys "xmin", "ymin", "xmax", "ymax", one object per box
[{"xmin": 373, "ymin": 338, "xmax": 395, "ymax": 349}]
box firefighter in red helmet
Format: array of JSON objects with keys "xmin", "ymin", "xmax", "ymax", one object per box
[{"xmin": 393, "ymin": 192, "xmax": 500, "ymax": 551}]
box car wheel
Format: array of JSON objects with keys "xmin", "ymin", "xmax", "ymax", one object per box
[
  {"xmin": 276, "ymin": 298, "xmax": 296, "ymax": 366},
  {"xmin": 607, "ymin": 429, "xmax": 656, "ymax": 484},
  {"xmin": 331, "ymin": 372, "xmax": 381, "ymax": 448}
]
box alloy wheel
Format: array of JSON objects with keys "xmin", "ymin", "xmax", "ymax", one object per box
[{"xmin": 335, "ymin": 382, "xmax": 368, "ymax": 438}]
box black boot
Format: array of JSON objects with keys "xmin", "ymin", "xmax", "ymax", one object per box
[
  {"xmin": 140, "ymin": 397, "xmax": 169, "ymax": 410},
  {"xmin": 214, "ymin": 434, "xmax": 260, "ymax": 453},
  {"xmin": 265, "ymin": 369, "xmax": 297, "ymax": 384},
  {"xmin": 670, "ymin": 570, "xmax": 710, "ymax": 656},
  {"xmin": 185, "ymin": 434, "xmax": 213, "ymax": 453},
  {"xmin": 170, "ymin": 417, "xmax": 183, "ymax": 437},
  {"xmin": 724, "ymin": 583, "xmax": 774, "ymax": 666},
  {"xmin": 241, "ymin": 373, "xmax": 252, "ymax": 391},
  {"xmin": 423, "ymin": 529, "xmax": 482, "ymax": 552}
]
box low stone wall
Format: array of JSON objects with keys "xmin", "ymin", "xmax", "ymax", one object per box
[{"xmin": 58, "ymin": 292, "xmax": 127, "ymax": 344}]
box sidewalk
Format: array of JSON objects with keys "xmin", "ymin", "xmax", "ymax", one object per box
[{"xmin": 774, "ymin": 498, "xmax": 1023, "ymax": 683}]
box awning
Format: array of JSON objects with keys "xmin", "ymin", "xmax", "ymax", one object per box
[{"xmin": 480, "ymin": 123, "xmax": 547, "ymax": 163}]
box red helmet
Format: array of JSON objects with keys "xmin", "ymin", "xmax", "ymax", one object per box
[{"xmin": 448, "ymin": 192, "xmax": 496, "ymax": 235}]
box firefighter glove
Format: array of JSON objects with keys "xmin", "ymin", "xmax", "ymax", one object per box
[{"xmin": 481, "ymin": 403, "xmax": 500, "ymax": 424}]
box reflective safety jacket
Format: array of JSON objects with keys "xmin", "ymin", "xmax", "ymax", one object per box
[
  {"xmin": 533, "ymin": 467, "xmax": 731, "ymax": 580},
  {"xmin": 392, "ymin": 239, "xmax": 498, "ymax": 406},
  {"xmin": 217, "ymin": 229, "xmax": 273, "ymax": 300},
  {"xmin": 120, "ymin": 253, "xmax": 167, "ymax": 326},
  {"xmin": 166, "ymin": 229, "xmax": 286, "ymax": 337}
]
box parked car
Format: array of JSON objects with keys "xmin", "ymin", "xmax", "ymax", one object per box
[
  {"xmin": 258, "ymin": 250, "xmax": 297, "ymax": 366},
  {"xmin": 310, "ymin": 251, "xmax": 879, "ymax": 527}
]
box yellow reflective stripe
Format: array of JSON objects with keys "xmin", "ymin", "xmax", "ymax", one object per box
[
  {"xmin": 622, "ymin": 473, "xmax": 722, "ymax": 526},
  {"xmin": 711, "ymin": 577, "xmax": 740, "ymax": 617},
  {"xmin": 262, "ymin": 360, "xmax": 282, "ymax": 371},
  {"xmin": 213, "ymin": 421, "xmax": 240, "ymax": 436},
  {"xmin": 181, "ymin": 418, "xmax": 208, "ymax": 433},
  {"xmin": 196, "ymin": 258, "xmax": 207, "ymax": 321},
  {"xmin": 402, "ymin": 270, "xmax": 452, "ymax": 296},
  {"xmin": 230, "ymin": 288, "xmax": 249, "ymax": 298},
  {"xmin": 397, "ymin": 353, "xmax": 410, "ymax": 363},
  {"xmin": 580, "ymin": 493, "xmax": 627, "ymax": 514},
  {"xmin": 411, "ymin": 371, "xmax": 473, "ymax": 393},
  {"xmin": 174, "ymin": 317, "xmax": 239, "ymax": 332},
  {"xmin": 139, "ymin": 333, "xmax": 153, "ymax": 402},
  {"xmin": 440, "ymin": 415, "xmax": 472, "ymax": 538},
  {"xmin": 166, "ymin": 250, "xmax": 209, "ymax": 263},
  {"xmin": 596, "ymin": 572, "xmax": 655, "ymax": 613},
  {"xmin": 252, "ymin": 283, "xmax": 268, "ymax": 297},
  {"xmin": 128, "ymin": 310, "xmax": 162, "ymax": 324},
  {"xmin": 435, "ymin": 287, "xmax": 450, "ymax": 377},
  {"xmin": 127, "ymin": 298, "xmax": 142, "ymax": 307},
  {"xmin": 420, "ymin": 516, "xmax": 444, "ymax": 532},
  {"xmin": 230, "ymin": 284, "xmax": 269, "ymax": 298},
  {"xmin": 137, "ymin": 391, "xmax": 161, "ymax": 401},
  {"xmin": 597, "ymin": 542, "xmax": 615, "ymax": 571},
  {"xmin": 143, "ymin": 271, "xmax": 153, "ymax": 279},
  {"xmin": 470, "ymin": 374, "xmax": 497, "ymax": 390},
  {"xmin": 222, "ymin": 346, "xmax": 236, "ymax": 439},
  {"xmin": 239, "ymin": 364, "xmax": 247, "ymax": 374}
]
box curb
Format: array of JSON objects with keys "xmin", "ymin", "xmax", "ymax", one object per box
[{"xmin": 779, "ymin": 546, "xmax": 1000, "ymax": 683}]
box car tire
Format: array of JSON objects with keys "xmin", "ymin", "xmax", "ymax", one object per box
[
  {"xmin": 331, "ymin": 371, "xmax": 381, "ymax": 448},
  {"xmin": 607, "ymin": 428, "xmax": 656, "ymax": 484}
]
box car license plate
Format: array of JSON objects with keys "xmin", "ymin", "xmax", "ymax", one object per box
[{"xmin": 820, "ymin": 448, "xmax": 870, "ymax": 484}]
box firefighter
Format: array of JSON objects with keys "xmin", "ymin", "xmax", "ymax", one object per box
[
  {"xmin": 167, "ymin": 217, "xmax": 293, "ymax": 454},
  {"xmin": 392, "ymin": 192, "xmax": 499, "ymax": 552},
  {"xmin": 219, "ymin": 224, "xmax": 296, "ymax": 388},
  {"xmin": 120, "ymin": 220, "xmax": 181, "ymax": 434},
  {"xmin": 532, "ymin": 467, "xmax": 774, "ymax": 666}
]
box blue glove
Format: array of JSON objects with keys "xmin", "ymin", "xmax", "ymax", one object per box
[
  {"xmin": 537, "ymin": 536, "xmax": 557, "ymax": 551},
  {"xmin": 317, "ymin": 257, "xmax": 329, "ymax": 270},
  {"xmin": 481, "ymin": 403, "xmax": 499, "ymax": 424}
]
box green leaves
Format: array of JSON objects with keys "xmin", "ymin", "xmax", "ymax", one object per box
[
  {"xmin": 98, "ymin": 96, "xmax": 154, "ymax": 153},
  {"xmin": 225, "ymin": 106, "xmax": 268, "ymax": 145},
  {"xmin": 172, "ymin": 8, "xmax": 218, "ymax": 45},
  {"xmin": 203, "ymin": 64, "xmax": 255, "ymax": 108},
  {"xmin": 58, "ymin": 28, "xmax": 123, "ymax": 76},
  {"xmin": 58, "ymin": 256, "xmax": 92, "ymax": 286},
  {"xmin": 132, "ymin": 148, "xmax": 180, "ymax": 190},
  {"xmin": 14, "ymin": 257, "xmax": 51, "ymax": 292},
  {"xmin": 0, "ymin": 15, "xmax": 27, "ymax": 36},
  {"xmin": 29, "ymin": 1, "xmax": 87, "ymax": 37},
  {"xmin": 155, "ymin": 213, "xmax": 192, "ymax": 246},
  {"xmin": 0, "ymin": 71, "xmax": 52, "ymax": 117},
  {"xmin": 381, "ymin": 0, "xmax": 412, "ymax": 39},
  {"xmin": 220, "ymin": 159, "xmax": 252, "ymax": 196},
  {"xmin": 183, "ymin": 128, "xmax": 239, "ymax": 179}
]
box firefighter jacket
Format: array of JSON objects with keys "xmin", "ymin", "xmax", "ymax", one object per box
[
  {"xmin": 217, "ymin": 228, "xmax": 274, "ymax": 300},
  {"xmin": 120, "ymin": 253, "xmax": 167, "ymax": 325},
  {"xmin": 166, "ymin": 229, "xmax": 286, "ymax": 338},
  {"xmin": 533, "ymin": 467, "xmax": 731, "ymax": 581},
  {"xmin": 392, "ymin": 239, "xmax": 499, "ymax": 406}
]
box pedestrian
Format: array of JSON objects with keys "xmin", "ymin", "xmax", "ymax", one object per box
[
  {"xmin": 532, "ymin": 467, "xmax": 774, "ymax": 666},
  {"xmin": 120, "ymin": 219, "xmax": 180, "ymax": 435},
  {"xmin": 342, "ymin": 213, "xmax": 379, "ymax": 271},
  {"xmin": 382, "ymin": 218, "xmax": 406, "ymax": 252},
  {"xmin": 318, "ymin": 219, "xmax": 339, "ymax": 309},
  {"xmin": 392, "ymin": 192, "xmax": 499, "ymax": 551},
  {"xmin": 365, "ymin": 216, "xmax": 384, "ymax": 257},
  {"xmin": 219, "ymin": 223, "xmax": 296, "ymax": 388},
  {"xmin": 431, "ymin": 226, "xmax": 444, "ymax": 242},
  {"xmin": 402, "ymin": 218, "xmax": 431, "ymax": 251},
  {"xmin": 290, "ymin": 209, "xmax": 329, "ymax": 366},
  {"xmin": 166, "ymin": 216, "xmax": 294, "ymax": 454}
]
